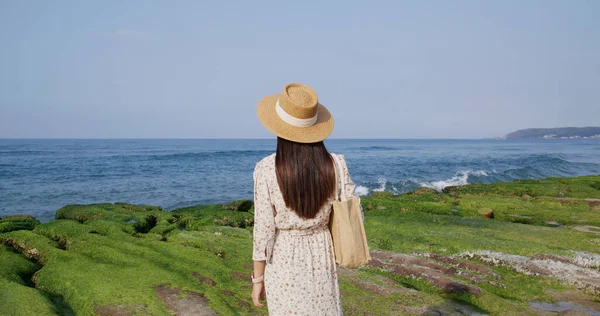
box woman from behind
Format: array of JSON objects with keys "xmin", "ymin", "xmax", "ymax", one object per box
[{"xmin": 250, "ymin": 83, "xmax": 357, "ymax": 315}]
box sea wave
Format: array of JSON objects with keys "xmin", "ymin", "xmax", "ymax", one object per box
[
  {"xmin": 0, "ymin": 150, "xmax": 53, "ymax": 155},
  {"xmin": 147, "ymin": 150, "xmax": 275, "ymax": 161},
  {"xmin": 354, "ymin": 153, "xmax": 600, "ymax": 196},
  {"xmin": 355, "ymin": 146, "xmax": 399, "ymax": 151},
  {"xmin": 373, "ymin": 178, "xmax": 387, "ymax": 192},
  {"xmin": 3, "ymin": 139, "xmax": 599, "ymax": 223},
  {"xmin": 355, "ymin": 185, "xmax": 370, "ymax": 196},
  {"xmin": 420, "ymin": 170, "xmax": 489, "ymax": 192}
]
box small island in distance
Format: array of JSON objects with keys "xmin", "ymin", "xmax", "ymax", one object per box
[{"xmin": 493, "ymin": 126, "xmax": 600, "ymax": 140}]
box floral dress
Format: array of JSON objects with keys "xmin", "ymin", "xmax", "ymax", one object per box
[{"xmin": 252, "ymin": 153, "xmax": 357, "ymax": 316}]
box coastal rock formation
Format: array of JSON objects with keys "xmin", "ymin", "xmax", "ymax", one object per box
[
  {"xmin": 505, "ymin": 127, "xmax": 600, "ymax": 139},
  {"xmin": 370, "ymin": 191, "xmax": 394, "ymax": 198},
  {"xmin": 460, "ymin": 251, "xmax": 600, "ymax": 296},
  {"xmin": 1, "ymin": 175, "xmax": 600, "ymax": 315},
  {"xmin": 478, "ymin": 208, "xmax": 494, "ymax": 219},
  {"xmin": 0, "ymin": 215, "xmax": 40, "ymax": 233},
  {"xmin": 223, "ymin": 200, "xmax": 254, "ymax": 212},
  {"xmin": 407, "ymin": 187, "xmax": 439, "ymax": 195},
  {"xmin": 368, "ymin": 251, "xmax": 483, "ymax": 296},
  {"xmin": 154, "ymin": 285, "xmax": 217, "ymax": 316}
]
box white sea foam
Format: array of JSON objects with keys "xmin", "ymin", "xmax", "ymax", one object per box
[
  {"xmin": 420, "ymin": 170, "xmax": 488, "ymax": 192},
  {"xmin": 373, "ymin": 177, "xmax": 387, "ymax": 192},
  {"xmin": 354, "ymin": 178, "xmax": 387, "ymax": 196},
  {"xmin": 355, "ymin": 185, "xmax": 370, "ymax": 196}
]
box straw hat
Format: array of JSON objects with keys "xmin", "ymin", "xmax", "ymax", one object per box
[{"xmin": 257, "ymin": 83, "xmax": 334, "ymax": 143}]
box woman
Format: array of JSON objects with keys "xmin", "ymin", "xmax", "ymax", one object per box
[{"xmin": 250, "ymin": 83, "xmax": 358, "ymax": 315}]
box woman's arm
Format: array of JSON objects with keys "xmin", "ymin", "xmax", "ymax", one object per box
[
  {"xmin": 253, "ymin": 260, "xmax": 265, "ymax": 279},
  {"xmin": 251, "ymin": 161, "xmax": 275, "ymax": 307},
  {"xmin": 251, "ymin": 260, "xmax": 266, "ymax": 308},
  {"xmin": 252, "ymin": 161, "xmax": 276, "ymax": 262}
]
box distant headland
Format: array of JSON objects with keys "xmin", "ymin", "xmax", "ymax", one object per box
[{"xmin": 493, "ymin": 127, "xmax": 600, "ymax": 140}]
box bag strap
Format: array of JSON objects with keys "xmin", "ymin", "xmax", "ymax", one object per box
[{"xmin": 331, "ymin": 154, "xmax": 345, "ymax": 201}]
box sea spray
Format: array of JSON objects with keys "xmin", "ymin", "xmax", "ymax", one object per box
[
  {"xmin": 355, "ymin": 186, "xmax": 370, "ymax": 196},
  {"xmin": 420, "ymin": 170, "xmax": 489, "ymax": 192},
  {"xmin": 374, "ymin": 178, "xmax": 387, "ymax": 192}
]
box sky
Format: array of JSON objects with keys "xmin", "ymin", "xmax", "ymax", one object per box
[{"xmin": 0, "ymin": 1, "xmax": 598, "ymax": 139}]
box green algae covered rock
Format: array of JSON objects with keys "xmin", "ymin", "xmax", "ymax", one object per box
[
  {"xmin": 370, "ymin": 191, "xmax": 393, "ymax": 198},
  {"xmin": 0, "ymin": 215, "xmax": 40, "ymax": 233},
  {"xmin": 56, "ymin": 203, "xmax": 165, "ymax": 223},
  {"xmin": 173, "ymin": 204, "xmax": 254, "ymax": 229},
  {"xmin": 478, "ymin": 208, "xmax": 495, "ymax": 219},
  {"xmin": 1, "ymin": 175, "xmax": 600, "ymax": 315},
  {"xmin": 0, "ymin": 202, "xmax": 267, "ymax": 315},
  {"xmin": 0, "ymin": 215, "xmax": 261, "ymax": 315},
  {"xmin": 407, "ymin": 187, "xmax": 439, "ymax": 195},
  {"xmin": 0, "ymin": 246, "xmax": 38, "ymax": 285},
  {"xmin": 443, "ymin": 176, "xmax": 600, "ymax": 198},
  {"xmin": 0, "ymin": 279, "xmax": 60, "ymax": 316},
  {"xmin": 0, "ymin": 247, "xmax": 60, "ymax": 316},
  {"xmin": 223, "ymin": 200, "xmax": 254, "ymax": 212}
]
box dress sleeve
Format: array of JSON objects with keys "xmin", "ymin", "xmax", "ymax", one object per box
[
  {"xmin": 252, "ymin": 162, "xmax": 277, "ymax": 261},
  {"xmin": 338, "ymin": 154, "xmax": 364, "ymax": 219}
]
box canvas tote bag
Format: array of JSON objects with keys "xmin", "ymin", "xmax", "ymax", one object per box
[{"xmin": 328, "ymin": 154, "xmax": 371, "ymax": 268}]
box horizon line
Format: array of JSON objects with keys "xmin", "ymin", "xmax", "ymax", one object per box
[{"xmin": 0, "ymin": 137, "xmax": 497, "ymax": 140}]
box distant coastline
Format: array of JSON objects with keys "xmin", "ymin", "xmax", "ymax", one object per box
[{"xmin": 493, "ymin": 127, "xmax": 600, "ymax": 140}]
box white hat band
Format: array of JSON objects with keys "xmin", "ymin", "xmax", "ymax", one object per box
[{"xmin": 275, "ymin": 99, "xmax": 318, "ymax": 128}]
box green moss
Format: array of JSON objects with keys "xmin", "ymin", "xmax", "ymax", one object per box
[
  {"xmin": 337, "ymin": 276, "xmax": 442, "ymax": 315},
  {"xmin": 56, "ymin": 203, "xmax": 174, "ymax": 227},
  {"xmin": 0, "ymin": 247, "xmax": 69, "ymax": 316},
  {"xmin": 223, "ymin": 200, "xmax": 254, "ymax": 212},
  {"xmin": 172, "ymin": 204, "xmax": 254, "ymax": 229},
  {"xmin": 0, "ymin": 279, "xmax": 60, "ymax": 316},
  {"xmin": 364, "ymin": 211, "xmax": 599, "ymax": 256},
  {"xmin": 0, "ymin": 210, "xmax": 263, "ymax": 315},
  {"xmin": 370, "ymin": 191, "xmax": 394, "ymax": 198},
  {"xmin": 442, "ymin": 176, "xmax": 600, "ymax": 199},
  {"xmin": 0, "ymin": 215, "xmax": 40, "ymax": 233},
  {"xmin": 87, "ymin": 219, "xmax": 134, "ymax": 236},
  {"xmin": 1, "ymin": 175, "xmax": 599, "ymax": 315},
  {"xmin": 0, "ymin": 247, "xmax": 38, "ymax": 285}
]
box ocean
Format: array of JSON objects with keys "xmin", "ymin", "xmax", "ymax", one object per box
[{"xmin": 1, "ymin": 139, "xmax": 599, "ymax": 222}]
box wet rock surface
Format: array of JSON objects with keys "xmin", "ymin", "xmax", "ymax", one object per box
[
  {"xmin": 461, "ymin": 250, "xmax": 600, "ymax": 296},
  {"xmin": 368, "ymin": 251, "xmax": 483, "ymax": 296},
  {"xmin": 155, "ymin": 285, "xmax": 217, "ymax": 316}
]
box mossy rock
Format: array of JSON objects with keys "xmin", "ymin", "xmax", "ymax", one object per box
[
  {"xmin": 172, "ymin": 205, "xmax": 255, "ymax": 228},
  {"xmin": 56, "ymin": 204, "xmax": 176, "ymax": 234},
  {"xmin": 0, "ymin": 216, "xmax": 259, "ymax": 315},
  {"xmin": 370, "ymin": 191, "xmax": 393, "ymax": 198},
  {"xmin": 0, "ymin": 279, "xmax": 61, "ymax": 316},
  {"xmin": 442, "ymin": 176, "xmax": 600, "ymax": 199},
  {"xmin": 407, "ymin": 187, "xmax": 439, "ymax": 195},
  {"xmin": 1, "ymin": 176, "xmax": 600, "ymax": 315},
  {"xmin": 113, "ymin": 202, "xmax": 163, "ymax": 212},
  {"xmin": 478, "ymin": 208, "xmax": 494, "ymax": 219},
  {"xmin": 222, "ymin": 200, "xmax": 254, "ymax": 212},
  {"xmin": 56, "ymin": 203, "xmax": 114, "ymax": 223},
  {"xmin": 173, "ymin": 214, "xmax": 194, "ymax": 230},
  {"xmin": 442, "ymin": 186, "xmax": 461, "ymax": 194},
  {"xmin": 0, "ymin": 215, "xmax": 41, "ymax": 233}
]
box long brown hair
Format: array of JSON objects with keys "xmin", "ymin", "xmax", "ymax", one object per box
[{"xmin": 275, "ymin": 137, "xmax": 336, "ymax": 219}]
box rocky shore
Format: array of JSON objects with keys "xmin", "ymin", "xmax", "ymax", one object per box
[{"xmin": 1, "ymin": 175, "xmax": 600, "ymax": 315}]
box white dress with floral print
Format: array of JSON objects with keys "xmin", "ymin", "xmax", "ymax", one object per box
[{"xmin": 253, "ymin": 153, "xmax": 358, "ymax": 315}]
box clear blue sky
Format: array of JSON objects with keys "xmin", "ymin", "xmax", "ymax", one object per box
[{"xmin": 1, "ymin": 1, "xmax": 598, "ymax": 139}]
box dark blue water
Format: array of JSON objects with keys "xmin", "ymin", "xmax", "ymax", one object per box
[{"xmin": 1, "ymin": 139, "xmax": 599, "ymax": 222}]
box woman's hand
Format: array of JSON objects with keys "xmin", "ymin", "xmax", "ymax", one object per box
[{"xmin": 251, "ymin": 282, "xmax": 266, "ymax": 308}]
